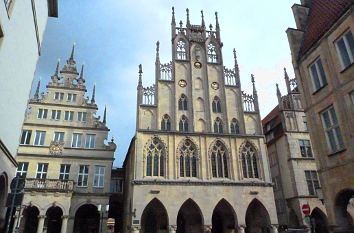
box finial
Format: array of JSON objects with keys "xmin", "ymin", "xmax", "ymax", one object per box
[
  {"xmin": 103, "ymin": 105, "xmax": 107, "ymax": 124},
  {"xmin": 251, "ymin": 74, "xmax": 255, "ymax": 84},
  {"xmin": 34, "ymin": 78, "xmax": 41, "ymax": 99},
  {"xmin": 209, "ymin": 24, "xmax": 213, "ymax": 31},
  {"xmin": 201, "ymin": 10, "xmax": 205, "ymax": 27},
  {"xmin": 215, "ymin": 12, "xmax": 220, "ymax": 30},
  {"xmin": 233, "ymin": 49, "xmax": 240, "ymax": 84},
  {"xmin": 79, "ymin": 64, "xmax": 84, "ymax": 79},
  {"xmin": 284, "ymin": 67, "xmax": 290, "ymax": 80},
  {"xmin": 111, "ymin": 136, "xmax": 114, "ymax": 143},
  {"xmin": 251, "ymin": 74, "xmax": 257, "ymax": 94},
  {"xmin": 179, "ymin": 20, "xmax": 183, "ymax": 28},
  {"xmin": 138, "ymin": 64, "xmax": 143, "ymax": 85},
  {"xmin": 54, "ymin": 59, "xmax": 60, "ymax": 76},
  {"xmin": 276, "ymin": 83, "xmax": 281, "ymax": 95},
  {"xmin": 91, "ymin": 83, "xmax": 96, "ymax": 104},
  {"xmin": 171, "ymin": 7, "xmax": 176, "ymax": 25},
  {"xmin": 156, "ymin": 41, "xmax": 160, "ymax": 59},
  {"xmin": 70, "ymin": 43, "xmax": 75, "ymax": 60},
  {"xmin": 186, "ymin": 8, "xmax": 190, "ymax": 26}
]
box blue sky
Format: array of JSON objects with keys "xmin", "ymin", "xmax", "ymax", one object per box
[{"xmin": 34, "ymin": 0, "xmax": 300, "ymax": 167}]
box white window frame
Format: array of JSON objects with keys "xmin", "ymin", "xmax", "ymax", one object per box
[
  {"xmin": 16, "ymin": 162, "xmax": 29, "ymax": 178},
  {"xmin": 71, "ymin": 133, "xmax": 82, "ymax": 148},
  {"xmin": 309, "ymin": 58, "xmax": 327, "ymax": 92},
  {"xmin": 305, "ymin": 170, "xmax": 320, "ymax": 196},
  {"xmin": 321, "ymin": 106, "xmax": 344, "ymax": 153},
  {"xmin": 59, "ymin": 164, "xmax": 70, "ymax": 180},
  {"xmin": 20, "ymin": 130, "xmax": 32, "ymax": 145},
  {"xmin": 78, "ymin": 112, "xmax": 87, "ymax": 122},
  {"xmin": 34, "ymin": 131, "xmax": 46, "ymax": 146},
  {"xmin": 299, "ymin": 139, "xmax": 313, "ymax": 158},
  {"xmin": 37, "ymin": 108, "xmax": 48, "ymax": 119},
  {"xmin": 36, "ymin": 163, "xmax": 48, "ymax": 179},
  {"xmin": 93, "ymin": 166, "xmax": 105, "ymax": 188},
  {"xmin": 51, "ymin": 110, "xmax": 61, "ymax": 120},
  {"xmin": 85, "ymin": 134, "xmax": 96, "ymax": 149},
  {"xmin": 53, "ymin": 132, "xmax": 65, "ymax": 142},
  {"xmin": 335, "ymin": 30, "xmax": 354, "ymax": 69},
  {"xmin": 67, "ymin": 93, "xmax": 77, "ymax": 102},
  {"xmin": 77, "ymin": 165, "xmax": 89, "ymax": 187},
  {"xmin": 54, "ymin": 92, "xmax": 64, "ymax": 101},
  {"xmin": 64, "ymin": 111, "xmax": 74, "ymax": 121}
]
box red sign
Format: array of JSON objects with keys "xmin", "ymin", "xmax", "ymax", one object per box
[{"xmin": 302, "ymin": 204, "xmax": 311, "ymax": 215}]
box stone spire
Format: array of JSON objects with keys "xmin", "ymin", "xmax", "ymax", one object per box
[
  {"xmin": 284, "ymin": 67, "xmax": 291, "ymax": 94},
  {"xmin": 251, "ymin": 74, "xmax": 260, "ymax": 113},
  {"xmin": 233, "ymin": 48, "xmax": 240, "ymax": 87},
  {"xmin": 51, "ymin": 59, "xmax": 60, "ymax": 83},
  {"xmin": 34, "ymin": 78, "xmax": 41, "ymax": 100},
  {"xmin": 215, "ymin": 12, "xmax": 220, "ymax": 31},
  {"xmin": 251, "ymin": 74, "xmax": 257, "ymax": 95},
  {"xmin": 62, "ymin": 44, "xmax": 78, "ymax": 74},
  {"xmin": 138, "ymin": 64, "xmax": 143, "ymax": 87},
  {"xmin": 103, "ymin": 105, "xmax": 107, "ymax": 125},
  {"xmin": 91, "ymin": 83, "xmax": 96, "ymax": 104},
  {"xmin": 155, "ymin": 41, "xmax": 160, "ymax": 63},
  {"xmin": 78, "ymin": 64, "xmax": 85, "ymax": 85},
  {"xmin": 201, "ymin": 10, "xmax": 205, "ymax": 27},
  {"xmin": 69, "ymin": 43, "xmax": 75, "ymax": 61},
  {"xmin": 171, "ymin": 6, "xmax": 176, "ymax": 25},
  {"xmin": 186, "ymin": 8, "xmax": 190, "ymax": 27},
  {"xmin": 155, "ymin": 41, "xmax": 161, "ymax": 81}
]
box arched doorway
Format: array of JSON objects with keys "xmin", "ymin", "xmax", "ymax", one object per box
[
  {"xmin": 74, "ymin": 204, "xmax": 100, "ymax": 233},
  {"xmin": 23, "ymin": 206, "xmax": 40, "ymax": 233},
  {"xmin": 141, "ymin": 198, "xmax": 168, "ymax": 233},
  {"xmin": 245, "ymin": 199, "xmax": 271, "ymax": 233},
  {"xmin": 45, "ymin": 206, "xmax": 63, "ymax": 233},
  {"xmin": 310, "ymin": 208, "xmax": 328, "ymax": 233},
  {"xmin": 177, "ymin": 199, "xmax": 203, "ymax": 233},
  {"xmin": 212, "ymin": 199, "xmax": 237, "ymax": 233},
  {"xmin": 0, "ymin": 173, "xmax": 8, "ymax": 231},
  {"xmin": 334, "ymin": 189, "xmax": 354, "ymax": 231}
]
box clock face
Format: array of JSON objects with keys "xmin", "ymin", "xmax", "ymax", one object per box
[
  {"xmin": 194, "ymin": 62, "xmax": 202, "ymax": 69},
  {"xmin": 211, "ymin": 82, "xmax": 219, "ymax": 90},
  {"xmin": 178, "ymin": 79, "xmax": 187, "ymax": 87}
]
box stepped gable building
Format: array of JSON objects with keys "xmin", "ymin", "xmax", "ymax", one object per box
[
  {"xmin": 0, "ymin": 1, "xmax": 58, "ymax": 230},
  {"xmin": 262, "ymin": 69, "xmax": 327, "ymax": 231},
  {"xmin": 287, "ymin": 0, "xmax": 354, "ymax": 232},
  {"xmin": 15, "ymin": 46, "xmax": 116, "ymax": 233},
  {"xmin": 123, "ymin": 8, "xmax": 278, "ymax": 233}
]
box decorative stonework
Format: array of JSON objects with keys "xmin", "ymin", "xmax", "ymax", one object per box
[{"xmin": 49, "ymin": 140, "xmax": 64, "ymax": 156}]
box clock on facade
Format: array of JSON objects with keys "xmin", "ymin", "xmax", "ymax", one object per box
[
  {"xmin": 178, "ymin": 79, "xmax": 187, "ymax": 87},
  {"xmin": 211, "ymin": 82, "xmax": 219, "ymax": 90}
]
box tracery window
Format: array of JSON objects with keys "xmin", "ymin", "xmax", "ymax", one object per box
[
  {"xmin": 145, "ymin": 137, "xmax": 166, "ymax": 177},
  {"xmin": 212, "ymin": 96, "xmax": 222, "ymax": 113},
  {"xmin": 207, "ymin": 43, "xmax": 218, "ymax": 63},
  {"xmin": 179, "ymin": 94, "xmax": 188, "ymax": 111},
  {"xmin": 179, "ymin": 115, "xmax": 189, "ymax": 132},
  {"xmin": 161, "ymin": 114, "xmax": 171, "ymax": 131},
  {"xmin": 176, "ymin": 40, "xmax": 187, "ymax": 60},
  {"xmin": 213, "ymin": 117, "xmax": 223, "ymax": 133},
  {"xmin": 240, "ymin": 142, "xmax": 259, "ymax": 179},
  {"xmin": 179, "ymin": 139, "xmax": 198, "ymax": 178},
  {"xmin": 210, "ymin": 140, "xmax": 229, "ymax": 178},
  {"xmin": 230, "ymin": 118, "xmax": 240, "ymax": 134}
]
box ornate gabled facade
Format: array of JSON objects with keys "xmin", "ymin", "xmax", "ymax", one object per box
[
  {"xmin": 123, "ymin": 8, "xmax": 278, "ymax": 233},
  {"xmin": 14, "ymin": 46, "xmax": 116, "ymax": 233},
  {"xmin": 262, "ymin": 69, "xmax": 327, "ymax": 231}
]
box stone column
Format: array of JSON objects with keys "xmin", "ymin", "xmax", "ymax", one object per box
[
  {"xmin": 204, "ymin": 225, "xmax": 212, "ymax": 233},
  {"xmin": 168, "ymin": 225, "xmax": 177, "ymax": 233},
  {"xmin": 36, "ymin": 215, "xmax": 45, "ymax": 233},
  {"xmin": 237, "ymin": 225, "xmax": 245, "ymax": 233},
  {"xmin": 270, "ymin": 225, "xmax": 278, "ymax": 233},
  {"xmin": 60, "ymin": 215, "xmax": 68, "ymax": 233}
]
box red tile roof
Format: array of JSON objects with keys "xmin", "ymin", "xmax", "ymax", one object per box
[{"xmin": 300, "ymin": 0, "xmax": 353, "ymax": 56}]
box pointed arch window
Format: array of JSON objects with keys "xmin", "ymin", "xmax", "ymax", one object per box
[
  {"xmin": 161, "ymin": 114, "xmax": 171, "ymax": 131},
  {"xmin": 212, "ymin": 96, "xmax": 222, "ymax": 113},
  {"xmin": 230, "ymin": 118, "xmax": 240, "ymax": 134},
  {"xmin": 213, "ymin": 117, "xmax": 223, "ymax": 133},
  {"xmin": 176, "ymin": 40, "xmax": 187, "ymax": 60},
  {"xmin": 179, "ymin": 94, "xmax": 188, "ymax": 111},
  {"xmin": 207, "ymin": 43, "xmax": 218, "ymax": 63},
  {"xmin": 179, "ymin": 115, "xmax": 189, "ymax": 132},
  {"xmin": 145, "ymin": 137, "xmax": 166, "ymax": 177},
  {"xmin": 210, "ymin": 140, "xmax": 229, "ymax": 178},
  {"xmin": 179, "ymin": 139, "xmax": 198, "ymax": 178},
  {"xmin": 240, "ymin": 142, "xmax": 259, "ymax": 179}
]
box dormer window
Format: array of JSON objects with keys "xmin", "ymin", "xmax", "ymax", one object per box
[
  {"xmin": 207, "ymin": 43, "xmax": 218, "ymax": 63},
  {"xmin": 176, "ymin": 40, "xmax": 187, "ymax": 60},
  {"xmin": 178, "ymin": 94, "xmax": 188, "ymax": 111},
  {"xmin": 212, "ymin": 96, "xmax": 222, "ymax": 113}
]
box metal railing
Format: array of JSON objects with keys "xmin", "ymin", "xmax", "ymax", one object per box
[{"xmin": 24, "ymin": 178, "xmax": 74, "ymax": 191}]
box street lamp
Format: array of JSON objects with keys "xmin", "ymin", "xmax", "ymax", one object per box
[{"xmin": 98, "ymin": 204, "xmax": 109, "ymax": 233}]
